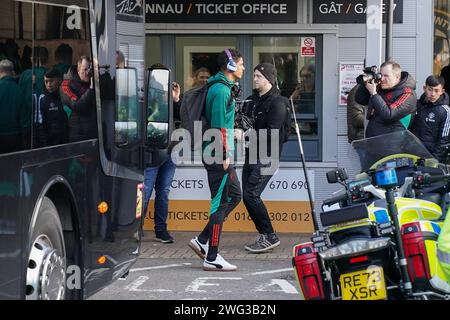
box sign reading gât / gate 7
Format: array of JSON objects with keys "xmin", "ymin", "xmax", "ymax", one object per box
[{"xmin": 313, "ymin": 0, "xmax": 403, "ymax": 24}]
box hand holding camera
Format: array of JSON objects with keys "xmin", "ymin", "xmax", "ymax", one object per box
[
  {"xmin": 357, "ymin": 66, "xmax": 382, "ymax": 96},
  {"xmin": 356, "ymin": 66, "xmax": 382, "ymax": 86}
]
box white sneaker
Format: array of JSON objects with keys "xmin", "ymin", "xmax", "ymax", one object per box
[
  {"xmin": 203, "ymin": 254, "xmax": 237, "ymax": 271},
  {"xmin": 188, "ymin": 237, "xmax": 208, "ymax": 259}
]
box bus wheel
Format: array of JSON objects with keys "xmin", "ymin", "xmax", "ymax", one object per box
[{"xmin": 26, "ymin": 197, "xmax": 66, "ymax": 300}]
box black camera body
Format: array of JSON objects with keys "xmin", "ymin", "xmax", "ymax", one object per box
[
  {"xmin": 234, "ymin": 100, "xmax": 254, "ymax": 131},
  {"xmin": 356, "ymin": 66, "xmax": 382, "ymax": 85}
]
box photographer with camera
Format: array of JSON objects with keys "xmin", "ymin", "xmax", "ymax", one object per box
[
  {"xmin": 355, "ymin": 60, "xmax": 417, "ymax": 138},
  {"xmin": 240, "ymin": 63, "xmax": 289, "ymax": 253},
  {"xmin": 60, "ymin": 55, "xmax": 97, "ymax": 142}
]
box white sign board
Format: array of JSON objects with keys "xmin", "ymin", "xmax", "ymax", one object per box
[
  {"xmin": 339, "ymin": 62, "xmax": 364, "ymax": 105},
  {"xmin": 151, "ymin": 167, "xmax": 315, "ymax": 201}
]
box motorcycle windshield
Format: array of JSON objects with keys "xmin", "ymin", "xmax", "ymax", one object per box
[{"xmin": 352, "ymin": 131, "xmax": 434, "ymax": 172}]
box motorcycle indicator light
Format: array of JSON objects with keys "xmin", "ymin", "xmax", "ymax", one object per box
[{"xmin": 375, "ymin": 168, "xmax": 398, "ymax": 188}]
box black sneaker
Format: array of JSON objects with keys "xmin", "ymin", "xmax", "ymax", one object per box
[
  {"xmin": 244, "ymin": 233, "xmax": 280, "ymax": 253},
  {"xmin": 155, "ymin": 230, "xmax": 174, "ymax": 244}
]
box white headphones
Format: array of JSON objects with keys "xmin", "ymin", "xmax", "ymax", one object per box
[{"xmin": 225, "ymin": 49, "xmax": 237, "ymax": 72}]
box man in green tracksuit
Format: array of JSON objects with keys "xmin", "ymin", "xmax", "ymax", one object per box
[
  {"xmin": 188, "ymin": 49, "xmax": 244, "ymax": 271},
  {"xmin": 0, "ymin": 59, "xmax": 25, "ymax": 154},
  {"xmin": 438, "ymin": 213, "xmax": 450, "ymax": 281}
]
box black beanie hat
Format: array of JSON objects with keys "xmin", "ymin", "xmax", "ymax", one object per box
[{"xmin": 254, "ymin": 63, "xmax": 277, "ymax": 86}]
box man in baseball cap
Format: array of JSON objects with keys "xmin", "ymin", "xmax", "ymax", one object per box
[{"xmin": 240, "ymin": 62, "xmax": 291, "ymax": 253}]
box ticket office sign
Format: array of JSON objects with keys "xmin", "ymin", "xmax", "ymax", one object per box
[{"xmin": 143, "ymin": 167, "xmax": 315, "ymax": 233}]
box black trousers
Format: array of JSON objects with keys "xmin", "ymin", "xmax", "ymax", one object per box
[
  {"xmin": 199, "ymin": 164, "xmax": 241, "ymax": 260},
  {"xmin": 242, "ymin": 163, "xmax": 274, "ymax": 235}
]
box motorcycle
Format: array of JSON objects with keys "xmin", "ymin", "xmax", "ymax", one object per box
[{"xmin": 292, "ymin": 131, "xmax": 450, "ymax": 300}]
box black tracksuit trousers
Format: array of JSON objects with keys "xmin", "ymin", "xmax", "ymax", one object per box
[
  {"xmin": 198, "ymin": 164, "xmax": 241, "ymax": 261},
  {"xmin": 242, "ymin": 163, "xmax": 274, "ymax": 235}
]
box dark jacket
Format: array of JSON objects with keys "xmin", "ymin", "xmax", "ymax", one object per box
[
  {"xmin": 243, "ymin": 87, "xmax": 289, "ymax": 162},
  {"xmin": 39, "ymin": 91, "xmax": 69, "ymax": 146},
  {"xmin": 347, "ymin": 84, "xmax": 365, "ymax": 143},
  {"xmin": 440, "ymin": 65, "xmax": 450, "ymax": 96},
  {"xmin": 0, "ymin": 76, "xmax": 24, "ymax": 135},
  {"xmin": 410, "ymin": 92, "xmax": 450, "ymax": 161},
  {"xmin": 356, "ymin": 72, "xmax": 417, "ymax": 138},
  {"xmin": 60, "ymin": 67, "xmax": 96, "ymax": 142}
]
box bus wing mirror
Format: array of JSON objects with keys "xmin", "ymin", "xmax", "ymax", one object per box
[{"xmin": 145, "ymin": 67, "xmax": 172, "ymax": 149}]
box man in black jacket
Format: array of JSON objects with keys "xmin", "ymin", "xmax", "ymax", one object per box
[
  {"xmin": 39, "ymin": 68, "xmax": 68, "ymax": 146},
  {"xmin": 410, "ymin": 75, "xmax": 450, "ymax": 162},
  {"xmin": 242, "ymin": 63, "xmax": 289, "ymax": 253},
  {"xmin": 356, "ymin": 60, "xmax": 417, "ymax": 138},
  {"xmin": 60, "ymin": 56, "xmax": 96, "ymax": 142}
]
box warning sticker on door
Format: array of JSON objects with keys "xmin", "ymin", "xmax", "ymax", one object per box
[{"xmin": 301, "ymin": 37, "xmax": 316, "ymax": 57}]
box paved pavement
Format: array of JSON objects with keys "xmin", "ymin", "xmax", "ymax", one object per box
[
  {"xmin": 91, "ymin": 231, "xmax": 312, "ymax": 300},
  {"xmin": 139, "ymin": 230, "xmax": 312, "ymax": 260}
]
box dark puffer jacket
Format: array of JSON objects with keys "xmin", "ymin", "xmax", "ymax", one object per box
[
  {"xmin": 356, "ymin": 72, "xmax": 417, "ymax": 138},
  {"xmin": 60, "ymin": 67, "xmax": 96, "ymax": 142},
  {"xmin": 410, "ymin": 92, "xmax": 450, "ymax": 161},
  {"xmin": 347, "ymin": 84, "xmax": 365, "ymax": 143}
]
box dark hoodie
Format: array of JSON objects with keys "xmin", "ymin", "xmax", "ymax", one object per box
[
  {"xmin": 410, "ymin": 92, "xmax": 450, "ymax": 161},
  {"xmin": 356, "ymin": 71, "xmax": 417, "ymax": 138},
  {"xmin": 60, "ymin": 66, "xmax": 96, "ymax": 142}
]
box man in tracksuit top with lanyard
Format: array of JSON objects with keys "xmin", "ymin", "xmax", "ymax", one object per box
[{"xmin": 188, "ymin": 49, "xmax": 244, "ymax": 271}]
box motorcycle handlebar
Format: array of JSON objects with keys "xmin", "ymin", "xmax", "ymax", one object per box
[
  {"xmin": 323, "ymin": 192, "xmax": 348, "ymax": 206},
  {"xmin": 415, "ymin": 173, "xmax": 450, "ymax": 185}
]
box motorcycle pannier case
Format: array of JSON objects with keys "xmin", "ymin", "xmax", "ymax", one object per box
[{"xmin": 292, "ymin": 242, "xmax": 325, "ymax": 300}]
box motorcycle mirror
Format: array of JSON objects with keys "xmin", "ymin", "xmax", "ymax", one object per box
[{"xmin": 326, "ymin": 168, "xmax": 349, "ymax": 184}]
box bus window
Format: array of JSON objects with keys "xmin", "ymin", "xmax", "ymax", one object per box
[
  {"xmin": 34, "ymin": 2, "xmax": 94, "ymax": 145},
  {"xmin": 0, "ymin": 0, "xmax": 33, "ymax": 154},
  {"xmin": 115, "ymin": 68, "xmax": 140, "ymax": 146}
]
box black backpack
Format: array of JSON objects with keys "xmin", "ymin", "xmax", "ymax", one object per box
[{"xmin": 180, "ymin": 80, "xmax": 233, "ymax": 150}]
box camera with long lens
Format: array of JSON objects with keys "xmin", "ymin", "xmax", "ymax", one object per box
[{"xmin": 356, "ymin": 66, "xmax": 382, "ymax": 85}]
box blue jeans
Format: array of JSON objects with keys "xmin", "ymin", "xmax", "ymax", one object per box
[{"xmin": 143, "ymin": 158, "xmax": 176, "ymax": 233}]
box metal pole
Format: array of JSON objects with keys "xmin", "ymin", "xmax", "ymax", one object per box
[
  {"xmin": 385, "ymin": 188, "xmax": 412, "ymax": 297},
  {"xmin": 290, "ymin": 98, "xmax": 318, "ymax": 231},
  {"xmin": 385, "ymin": 0, "xmax": 395, "ymax": 61}
]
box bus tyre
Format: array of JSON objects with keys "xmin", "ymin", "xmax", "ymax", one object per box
[{"xmin": 26, "ymin": 197, "xmax": 66, "ymax": 300}]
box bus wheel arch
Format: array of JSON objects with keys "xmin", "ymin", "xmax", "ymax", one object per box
[
  {"xmin": 46, "ymin": 182, "xmax": 83, "ymax": 299},
  {"xmin": 26, "ymin": 197, "xmax": 66, "ymax": 300}
]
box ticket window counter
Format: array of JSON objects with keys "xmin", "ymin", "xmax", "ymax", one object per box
[{"xmin": 146, "ymin": 34, "xmax": 322, "ymax": 162}]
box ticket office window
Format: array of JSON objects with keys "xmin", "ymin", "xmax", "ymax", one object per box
[
  {"xmin": 146, "ymin": 34, "xmax": 322, "ymax": 162},
  {"xmin": 175, "ymin": 36, "xmax": 238, "ymax": 94},
  {"xmin": 253, "ymin": 36, "xmax": 321, "ymax": 162}
]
